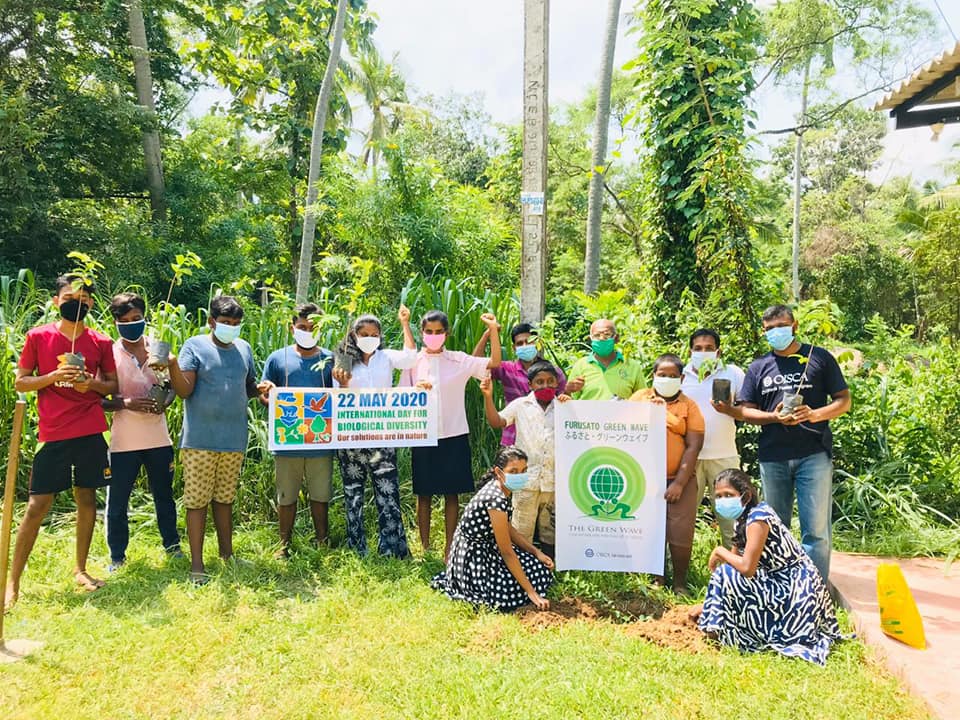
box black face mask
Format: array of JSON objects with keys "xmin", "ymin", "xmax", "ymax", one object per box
[{"xmin": 59, "ymin": 299, "xmax": 90, "ymax": 322}]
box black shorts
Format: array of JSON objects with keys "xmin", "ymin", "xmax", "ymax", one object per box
[{"xmin": 30, "ymin": 433, "xmax": 111, "ymax": 495}]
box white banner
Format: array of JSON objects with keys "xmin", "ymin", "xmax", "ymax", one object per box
[
  {"xmin": 268, "ymin": 387, "xmax": 438, "ymax": 451},
  {"xmin": 555, "ymin": 400, "xmax": 667, "ymax": 573}
]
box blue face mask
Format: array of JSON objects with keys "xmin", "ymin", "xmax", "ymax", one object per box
[
  {"xmin": 515, "ymin": 344, "xmax": 538, "ymax": 362},
  {"xmin": 715, "ymin": 496, "xmax": 746, "ymax": 520},
  {"xmin": 765, "ymin": 326, "xmax": 794, "ymax": 351},
  {"xmin": 116, "ymin": 319, "xmax": 146, "ymax": 343},
  {"xmin": 213, "ymin": 322, "xmax": 243, "ymax": 344},
  {"xmin": 503, "ymin": 472, "xmax": 530, "ymax": 491}
]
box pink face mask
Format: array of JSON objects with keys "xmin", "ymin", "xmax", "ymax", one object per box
[{"xmin": 423, "ymin": 333, "xmax": 446, "ymax": 351}]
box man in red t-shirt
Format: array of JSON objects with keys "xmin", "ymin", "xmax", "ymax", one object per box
[{"xmin": 4, "ymin": 274, "xmax": 118, "ymax": 612}]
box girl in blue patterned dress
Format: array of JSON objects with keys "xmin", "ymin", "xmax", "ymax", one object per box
[
  {"xmin": 431, "ymin": 446, "xmax": 555, "ymax": 611},
  {"xmin": 692, "ymin": 469, "xmax": 843, "ymax": 665}
]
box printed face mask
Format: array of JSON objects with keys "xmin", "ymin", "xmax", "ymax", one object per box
[
  {"xmin": 293, "ymin": 328, "xmax": 318, "ymax": 349},
  {"xmin": 423, "ymin": 333, "xmax": 446, "ymax": 351},
  {"xmin": 591, "ymin": 337, "xmax": 615, "ymax": 357},
  {"xmin": 533, "ymin": 387, "xmax": 557, "ymax": 403},
  {"xmin": 515, "ymin": 344, "xmax": 538, "ymax": 362},
  {"xmin": 59, "ymin": 299, "xmax": 90, "ymax": 322},
  {"xmin": 503, "ymin": 472, "xmax": 530, "ymax": 491},
  {"xmin": 653, "ymin": 376, "xmax": 682, "ymax": 398},
  {"xmin": 356, "ymin": 336, "xmax": 381, "ymax": 354},
  {"xmin": 765, "ymin": 326, "xmax": 794, "ymax": 351},
  {"xmin": 116, "ymin": 320, "xmax": 146, "ymax": 343},
  {"xmin": 691, "ymin": 350, "xmax": 717, "ymax": 369},
  {"xmin": 715, "ymin": 496, "xmax": 746, "ymax": 520},
  {"xmin": 213, "ymin": 322, "xmax": 243, "ymax": 344}
]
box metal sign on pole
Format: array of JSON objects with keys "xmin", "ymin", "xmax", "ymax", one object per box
[
  {"xmin": 1, "ymin": 399, "xmax": 43, "ymax": 662},
  {"xmin": 521, "ymin": 0, "xmax": 549, "ymax": 324}
]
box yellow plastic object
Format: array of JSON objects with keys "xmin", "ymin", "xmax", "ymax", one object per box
[{"xmin": 877, "ymin": 562, "xmax": 927, "ymax": 649}]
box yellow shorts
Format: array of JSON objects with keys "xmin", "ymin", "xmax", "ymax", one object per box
[{"xmin": 181, "ymin": 449, "xmax": 244, "ymax": 509}]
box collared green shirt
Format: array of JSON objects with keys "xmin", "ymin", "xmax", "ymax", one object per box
[{"xmin": 568, "ymin": 351, "xmax": 646, "ymax": 400}]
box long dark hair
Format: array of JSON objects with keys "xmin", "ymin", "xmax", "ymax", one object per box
[
  {"xmin": 714, "ymin": 468, "xmax": 760, "ymax": 551},
  {"xmin": 478, "ymin": 446, "xmax": 528, "ymax": 488},
  {"xmin": 336, "ymin": 314, "xmax": 381, "ymax": 364}
]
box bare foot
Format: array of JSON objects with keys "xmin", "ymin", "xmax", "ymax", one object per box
[
  {"xmin": 74, "ymin": 571, "xmax": 105, "ymax": 592},
  {"xmin": 688, "ymin": 604, "xmax": 704, "ymax": 622},
  {"xmin": 3, "ymin": 583, "xmax": 18, "ymax": 613}
]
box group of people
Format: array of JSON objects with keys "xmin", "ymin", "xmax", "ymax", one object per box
[{"xmin": 4, "ymin": 271, "xmax": 851, "ymax": 665}]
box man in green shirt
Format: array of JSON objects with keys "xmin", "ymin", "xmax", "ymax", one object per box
[{"xmin": 565, "ymin": 318, "xmax": 645, "ymax": 400}]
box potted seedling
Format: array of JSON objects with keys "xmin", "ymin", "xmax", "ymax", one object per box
[
  {"xmin": 696, "ymin": 355, "xmax": 732, "ymax": 404},
  {"xmin": 58, "ymin": 251, "xmax": 104, "ymax": 380},
  {"xmin": 147, "ymin": 251, "xmax": 203, "ymax": 369},
  {"xmin": 778, "ymin": 345, "xmax": 815, "ymax": 419}
]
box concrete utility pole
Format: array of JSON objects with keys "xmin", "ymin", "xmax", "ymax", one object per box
[{"xmin": 520, "ymin": 0, "xmax": 549, "ymax": 323}]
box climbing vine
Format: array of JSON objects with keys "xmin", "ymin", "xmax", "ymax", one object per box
[{"xmin": 630, "ymin": 0, "xmax": 765, "ymax": 350}]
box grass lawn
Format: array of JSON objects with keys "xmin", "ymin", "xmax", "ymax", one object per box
[{"xmin": 0, "ymin": 512, "xmax": 934, "ymax": 720}]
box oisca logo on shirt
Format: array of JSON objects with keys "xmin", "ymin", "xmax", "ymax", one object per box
[{"xmin": 568, "ymin": 447, "xmax": 645, "ymax": 521}]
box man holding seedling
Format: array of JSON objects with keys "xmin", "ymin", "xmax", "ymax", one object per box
[
  {"xmin": 166, "ymin": 295, "xmax": 258, "ymax": 584},
  {"xmin": 714, "ymin": 304, "xmax": 851, "ymax": 580},
  {"xmin": 564, "ymin": 318, "xmax": 645, "ymax": 400},
  {"xmin": 5, "ymin": 274, "xmax": 118, "ymax": 611}
]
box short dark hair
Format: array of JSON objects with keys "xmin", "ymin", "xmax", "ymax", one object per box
[
  {"xmin": 55, "ymin": 273, "xmax": 96, "ymax": 296},
  {"xmin": 762, "ymin": 304, "xmax": 794, "ymax": 324},
  {"xmin": 653, "ymin": 353, "xmax": 684, "ymax": 374},
  {"xmin": 420, "ymin": 309, "xmax": 449, "ymax": 331},
  {"xmin": 294, "ymin": 303, "xmax": 319, "ymax": 323},
  {"xmin": 210, "ymin": 295, "xmax": 244, "ymax": 320},
  {"xmin": 510, "ymin": 322, "xmax": 535, "ymax": 343},
  {"xmin": 689, "ymin": 328, "xmax": 720, "ymax": 349},
  {"xmin": 526, "ymin": 360, "xmax": 557, "ymax": 383},
  {"xmin": 109, "ymin": 293, "xmax": 146, "ymax": 320}
]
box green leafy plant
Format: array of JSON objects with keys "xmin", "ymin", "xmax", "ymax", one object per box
[{"xmin": 152, "ymin": 251, "xmax": 203, "ymax": 345}]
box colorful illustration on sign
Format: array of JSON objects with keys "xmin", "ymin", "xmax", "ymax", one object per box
[
  {"xmin": 568, "ymin": 446, "xmax": 646, "ymax": 521},
  {"xmin": 274, "ymin": 391, "xmax": 333, "ymax": 447}
]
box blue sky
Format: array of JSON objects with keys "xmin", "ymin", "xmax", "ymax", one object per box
[{"xmin": 366, "ymin": 0, "xmax": 960, "ymax": 183}]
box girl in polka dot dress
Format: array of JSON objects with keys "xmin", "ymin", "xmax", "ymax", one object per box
[{"xmin": 431, "ymin": 446, "xmax": 555, "ymax": 611}]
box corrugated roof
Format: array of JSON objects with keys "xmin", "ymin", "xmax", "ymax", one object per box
[{"xmin": 875, "ymin": 42, "xmax": 960, "ymax": 112}]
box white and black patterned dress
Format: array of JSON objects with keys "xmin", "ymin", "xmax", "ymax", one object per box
[
  {"xmin": 431, "ymin": 480, "xmax": 553, "ymax": 611},
  {"xmin": 698, "ymin": 502, "xmax": 843, "ymax": 665}
]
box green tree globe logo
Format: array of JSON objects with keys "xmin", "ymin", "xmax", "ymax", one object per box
[{"xmin": 569, "ymin": 447, "xmax": 646, "ymax": 521}]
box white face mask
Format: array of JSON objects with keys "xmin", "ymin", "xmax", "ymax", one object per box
[
  {"xmin": 356, "ymin": 335, "xmax": 381, "ymax": 354},
  {"xmin": 653, "ymin": 376, "xmax": 682, "ymax": 398},
  {"xmin": 691, "ymin": 350, "xmax": 718, "ymax": 369},
  {"xmin": 293, "ymin": 328, "xmax": 318, "ymax": 349}
]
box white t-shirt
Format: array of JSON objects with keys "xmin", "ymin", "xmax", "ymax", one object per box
[
  {"xmin": 680, "ymin": 361, "xmax": 745, "ymax": 460},
  {"xmin": 334, "ymin": 347, "xmax": 417, "ymax": 389},
  {"xmin": 499, "ymin": 393, "xmax": 555, "ymax": 492}
]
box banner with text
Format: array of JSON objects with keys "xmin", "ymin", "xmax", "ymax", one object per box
[
  {"xmin": 268, "ymin": 387, "xmax": 438, "ymax": 451},
  {"xmin": 555, "ymin": 400, "xmax": 667, "ymax": 573}
]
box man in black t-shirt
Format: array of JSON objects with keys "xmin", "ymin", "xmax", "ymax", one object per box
[{"xmin": 714, "ymin": 304, "xmax": 851, "ymax": 579}]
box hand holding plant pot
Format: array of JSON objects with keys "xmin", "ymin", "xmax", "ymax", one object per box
[
  {"xmin": 148, "ymin": 251, "xmax": 203, "ymax": 369},
  {"xmin": 60, "ymin": 251, "xmax": 104, "ymax": 381}
]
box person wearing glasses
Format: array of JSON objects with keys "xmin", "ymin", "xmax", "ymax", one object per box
[{"xmin": 564, "ymin": 318, "xmax": 645, "ymax": 400}]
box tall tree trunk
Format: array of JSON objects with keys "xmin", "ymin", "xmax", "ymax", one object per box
[
  {"xmin": 127, "ymin": 0, "xmax": 166, "ymax": 224},
  {"xmin": 791, "ymin": 58, "xmax": 811, "ymax": 303},
  {"xmin": 295, "ymin": 0, "xmax": 349, "ymax": 303},
  {"xmin": 583, "ymin": 0, "xmax": 621, "ymax": 295}
]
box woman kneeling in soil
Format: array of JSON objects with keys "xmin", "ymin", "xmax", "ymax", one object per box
[
  {"xmin": 431, "ymin": 447, "xmax": 554, "ymax": 611},
  {"xmin": 691, "ymin": 469, "xmax": 842, "ymax": 665}
]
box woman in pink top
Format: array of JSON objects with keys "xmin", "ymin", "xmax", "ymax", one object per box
[{"xmin": 407, "ymin": 309, "xmax": 501, "ymax": 559}]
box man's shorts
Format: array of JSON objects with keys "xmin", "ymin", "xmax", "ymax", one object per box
[
  {"xmin": 30, "ymin": 433, "xmax": 111, "ymax": 495},
  {"xmin": 511, "ymin": 489, "xmax": 556, "ymax": 545},
  {"xmin": 181, "ymin": 449, "xmax": 244, "ymax": 509},
  {"xmin": 275, "ymin": 455, "xmax": 333, "ymax": 505}
]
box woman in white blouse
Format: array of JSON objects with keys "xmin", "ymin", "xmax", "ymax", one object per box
[{"xmin": 332, "ymin": 305, "xmax": 417, "ymax": 557}]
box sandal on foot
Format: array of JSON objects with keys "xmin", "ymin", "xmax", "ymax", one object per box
[
  {"xmin": 189, "ymin": 571, "xmax": 211, "ymax": 586},
  {"xmin": 75, "ymin": 571, "xmax": 106, "ymax": 592}
]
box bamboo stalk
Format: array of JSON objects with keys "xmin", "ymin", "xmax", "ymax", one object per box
[{"xmin": 0, "ymin": 400, "xmax": 26, "ymax": 635}]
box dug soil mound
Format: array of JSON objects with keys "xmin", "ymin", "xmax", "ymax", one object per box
[{"xmin": 516, "ymin": 597, "xmax": 713, "ymax": 653}]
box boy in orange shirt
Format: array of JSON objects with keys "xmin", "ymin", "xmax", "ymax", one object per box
[{"xmin": 630, "ymin": 353, "xmax": 704, "ymax": 595}]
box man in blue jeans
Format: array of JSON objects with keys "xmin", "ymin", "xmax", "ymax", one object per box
[{"xmin": 714, "ymin": 304, "xmax": 851, "ymax": 579}]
